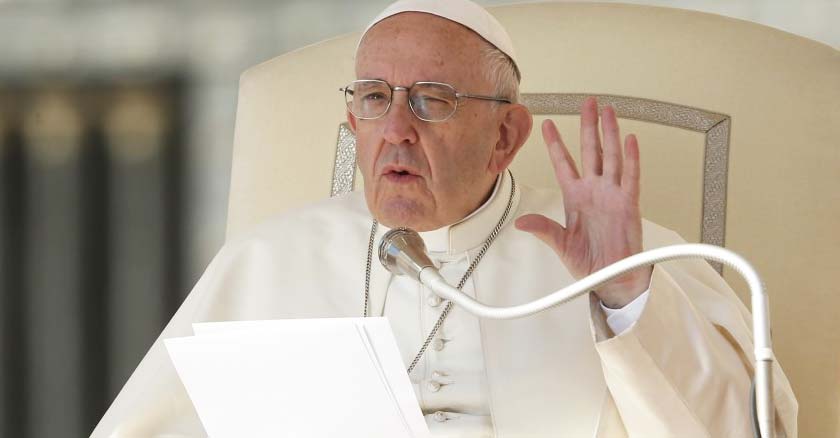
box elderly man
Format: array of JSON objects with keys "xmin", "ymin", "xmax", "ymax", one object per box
[{"xmin": 92, "ymin": 0, "xmax": 797, "ymax": 437}]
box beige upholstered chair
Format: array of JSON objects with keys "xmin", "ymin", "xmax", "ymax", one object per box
[{"xmin": 227, "ymin": 3, "xmax": 840, "ymax": 436}]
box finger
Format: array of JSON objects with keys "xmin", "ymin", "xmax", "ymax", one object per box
[
  {"xmin": 620, "ymin": 134, "xmax": 640, "ymax": 199},
  {"xmin": 600, "ymin": 105, "xmax": 622, "ymax": 184},
  {"xmin": 541, "ymin": 119, "xmax": 580, "ymax": 188},
  {"xmin": 515, "ymin": 214, "xmax": 567, "ymax": 255},
  {"xmin": 580, "ymin": 96, "xmax": 603, "ymax": 178}
]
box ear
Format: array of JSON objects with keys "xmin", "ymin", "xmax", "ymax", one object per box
[
  {"xmin": 488, "ymin": 103, "xmax": 532, "ymax": 174},
  {"xmin": 346, "ymin": 109, "xmax": 358, "ymax": 133}
]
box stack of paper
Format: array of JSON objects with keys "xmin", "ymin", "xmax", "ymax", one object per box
[{"xmin": 164, "ymin": 317, "xmax": 431, "ymax": 438}]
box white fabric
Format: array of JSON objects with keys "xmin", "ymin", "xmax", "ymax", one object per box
[
  {"xmin": 386, "ymin": 254, "xmax": 493, "ymax": 436},
  {"xmin": 386, "ymin": 174, "xmax": 647, "ymax": 435},
  {"xmin": 384, "ymin": 177, "xmax": 500, "ymax": 435},
  {"xmin": 90, "ymin": 171, "xmax": 798, "ymax": 438},
  {"xmin": 358, "ymin": 0, "xmax": 519, "ymax": 75},
  {"xmin": 602, "ymin": 289, "xmax": 651, "ymax": 334},
  {"xmin": 390, "ymin": 251, "xmax": 648, "ymax": 436}
]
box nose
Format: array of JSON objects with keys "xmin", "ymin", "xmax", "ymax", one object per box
[{"xmin": 381, "ymin": 90, "xmax": 419, "ymax": 145}]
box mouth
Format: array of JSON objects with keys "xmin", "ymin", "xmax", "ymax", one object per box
[{"xmin": 382, "ymin": 165, "xmax": 422, "ymax": 184}]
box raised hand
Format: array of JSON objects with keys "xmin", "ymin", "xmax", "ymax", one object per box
[{"xmin": 515, "ymin": 97, "xmax": 651, "ymax": 309}]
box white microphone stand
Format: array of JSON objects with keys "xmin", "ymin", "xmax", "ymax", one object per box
[{"xmin": 380, "ymin": 230, "xmax": 775, "ymax": 438}]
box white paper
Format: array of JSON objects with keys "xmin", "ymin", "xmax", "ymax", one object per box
[{"xmin": 165, "ymin": 317, "xmax": 430, "ymax": 438}]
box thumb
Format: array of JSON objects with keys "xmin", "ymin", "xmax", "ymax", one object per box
[{"xmin": 514, "ymin": 214, "xmax": 567, "ymax": 255}]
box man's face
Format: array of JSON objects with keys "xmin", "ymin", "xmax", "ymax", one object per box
[{"xmin": 351, "ymin": 12, "xmax": 505, "ymax": 231}]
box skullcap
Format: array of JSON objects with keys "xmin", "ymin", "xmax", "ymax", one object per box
[{"xmin": 358, "ymin": 0, "xmax": 520, "ymax": 78}]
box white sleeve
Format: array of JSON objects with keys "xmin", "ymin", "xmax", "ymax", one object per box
[{"xmin": 600, "ymin": 289, "xmax": 650, "ymax": 334}]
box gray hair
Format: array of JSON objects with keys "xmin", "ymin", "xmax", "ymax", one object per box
[{"xmin": 481, "ymin": 44, "xmax": 521, "ymax": 104}]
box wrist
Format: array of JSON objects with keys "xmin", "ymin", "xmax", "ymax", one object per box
[{"xmin": 596, "ymin": 266, "xmax": 653, "ymax": 308}]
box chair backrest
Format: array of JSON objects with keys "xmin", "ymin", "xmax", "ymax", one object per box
[{"xmin": 228, "ymin": 3, "xmax": 840, "ymax": 436}]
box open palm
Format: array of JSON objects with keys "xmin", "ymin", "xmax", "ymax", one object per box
[{"xmin": 515, "ymin": 97, "xmax": 651, "ymax": 308}]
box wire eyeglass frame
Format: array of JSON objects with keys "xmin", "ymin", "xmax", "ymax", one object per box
[{"xmin": 341, "ymin": 79, "xmax": 512, "ymax": 122}]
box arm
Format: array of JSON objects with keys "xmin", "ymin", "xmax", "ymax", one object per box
[
  {"xmin": 591, "ymin": 243, "xmax": 798, "ymax": 437},
  {"xmin": 515, "ymin": 97, "xmax": 797, "ymax": 437}
]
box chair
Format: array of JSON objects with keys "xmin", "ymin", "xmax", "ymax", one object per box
[{"xmin": 227, "ymin": 3, "xmax": 840, "ymax": 436}]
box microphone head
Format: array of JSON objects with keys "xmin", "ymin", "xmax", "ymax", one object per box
[{"xmin": 378, "ymin": 227, "xmax": 435, "ymax": 280}]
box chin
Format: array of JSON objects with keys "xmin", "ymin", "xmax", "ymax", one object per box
[{"xmin": 374, "ymin": 196, "xmax": 436, "ymax": 231}]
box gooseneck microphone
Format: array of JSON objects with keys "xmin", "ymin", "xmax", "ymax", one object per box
[
  {"xmin": 378, "ymin": 227, "xmax": 776, "ymax": 438},
  {"xmin": 378, "ymin": 228, "xmax": 436, "ymax": 280}
]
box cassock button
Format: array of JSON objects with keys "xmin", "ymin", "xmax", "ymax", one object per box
[
  {"xmin": 431, "ymin": 339, "xmax": 445, "ymax": 351},
  {"xmin": 427, "ymin": 380, "xmax": 441, "ymax": 392},
  {"xmin": 427, "ymin": 295, "xmax": 442, "ymax": 307},
  {"xmin": 432, "ymin": 411, "xmax": 448, "ymax": 422}
]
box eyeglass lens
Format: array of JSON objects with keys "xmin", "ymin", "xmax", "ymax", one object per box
[{"xmin": 345, "ymin": 80, "xmax": 458, "ymax": 121}]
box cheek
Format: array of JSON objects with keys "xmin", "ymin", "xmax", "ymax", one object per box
[
  {"xmin": 356, "ymin": 145, "xmax": 375, "ymax": 176},
  {"xmin": 354, "ymin": 129, "xmax": 379, "ymax": 177},
  {"xmin": 432, "ymin": 126, "xmax": 493, "ymax": 184}
]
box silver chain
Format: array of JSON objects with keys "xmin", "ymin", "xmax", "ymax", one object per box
[
  {"xmin": 363, "ymin": 171, "xmax": 517, "ymax": 374},
  {"xmin": 363, "ymin": 219, "xmax": 377, "ymax": 317}
]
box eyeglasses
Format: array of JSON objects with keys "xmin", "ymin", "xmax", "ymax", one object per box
[{"xmin": 341, "ymin": 79, "xmax": 511, "ymax": 122}]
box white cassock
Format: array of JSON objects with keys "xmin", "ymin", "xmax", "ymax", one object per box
[{"xmin": 91, "ymin": 171, "xmax": 798, "ymax": 438}]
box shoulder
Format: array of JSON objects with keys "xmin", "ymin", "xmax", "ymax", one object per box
[
  {"xmin": 186, "ymin": 191, "xmax": 372, "ymax": 321},
  {"xmin": 221, "ymin": 191, "xmax": 371, "ymax": 257}
]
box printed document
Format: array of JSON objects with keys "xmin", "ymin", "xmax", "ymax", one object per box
[{"xmin": 164, "ymin": 317, "xmax": 431, "ymax": 438}]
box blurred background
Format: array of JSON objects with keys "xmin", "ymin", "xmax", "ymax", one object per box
[{"xmin": 0, "ymin": 0, "xmax": 836, "ymax": 437}]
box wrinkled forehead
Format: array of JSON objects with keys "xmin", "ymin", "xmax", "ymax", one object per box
[
  {"xmin": 359, "ymin": 12, "xmax": 488, "ymax": 58},
  {"xmin": 355, "ymin": 13, "xmax": 490, "ymax": 84}
]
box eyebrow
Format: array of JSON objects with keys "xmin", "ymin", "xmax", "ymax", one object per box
[{"xmin": 356, "ymin": 78, "xmax": 458, "ymax": 87}]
